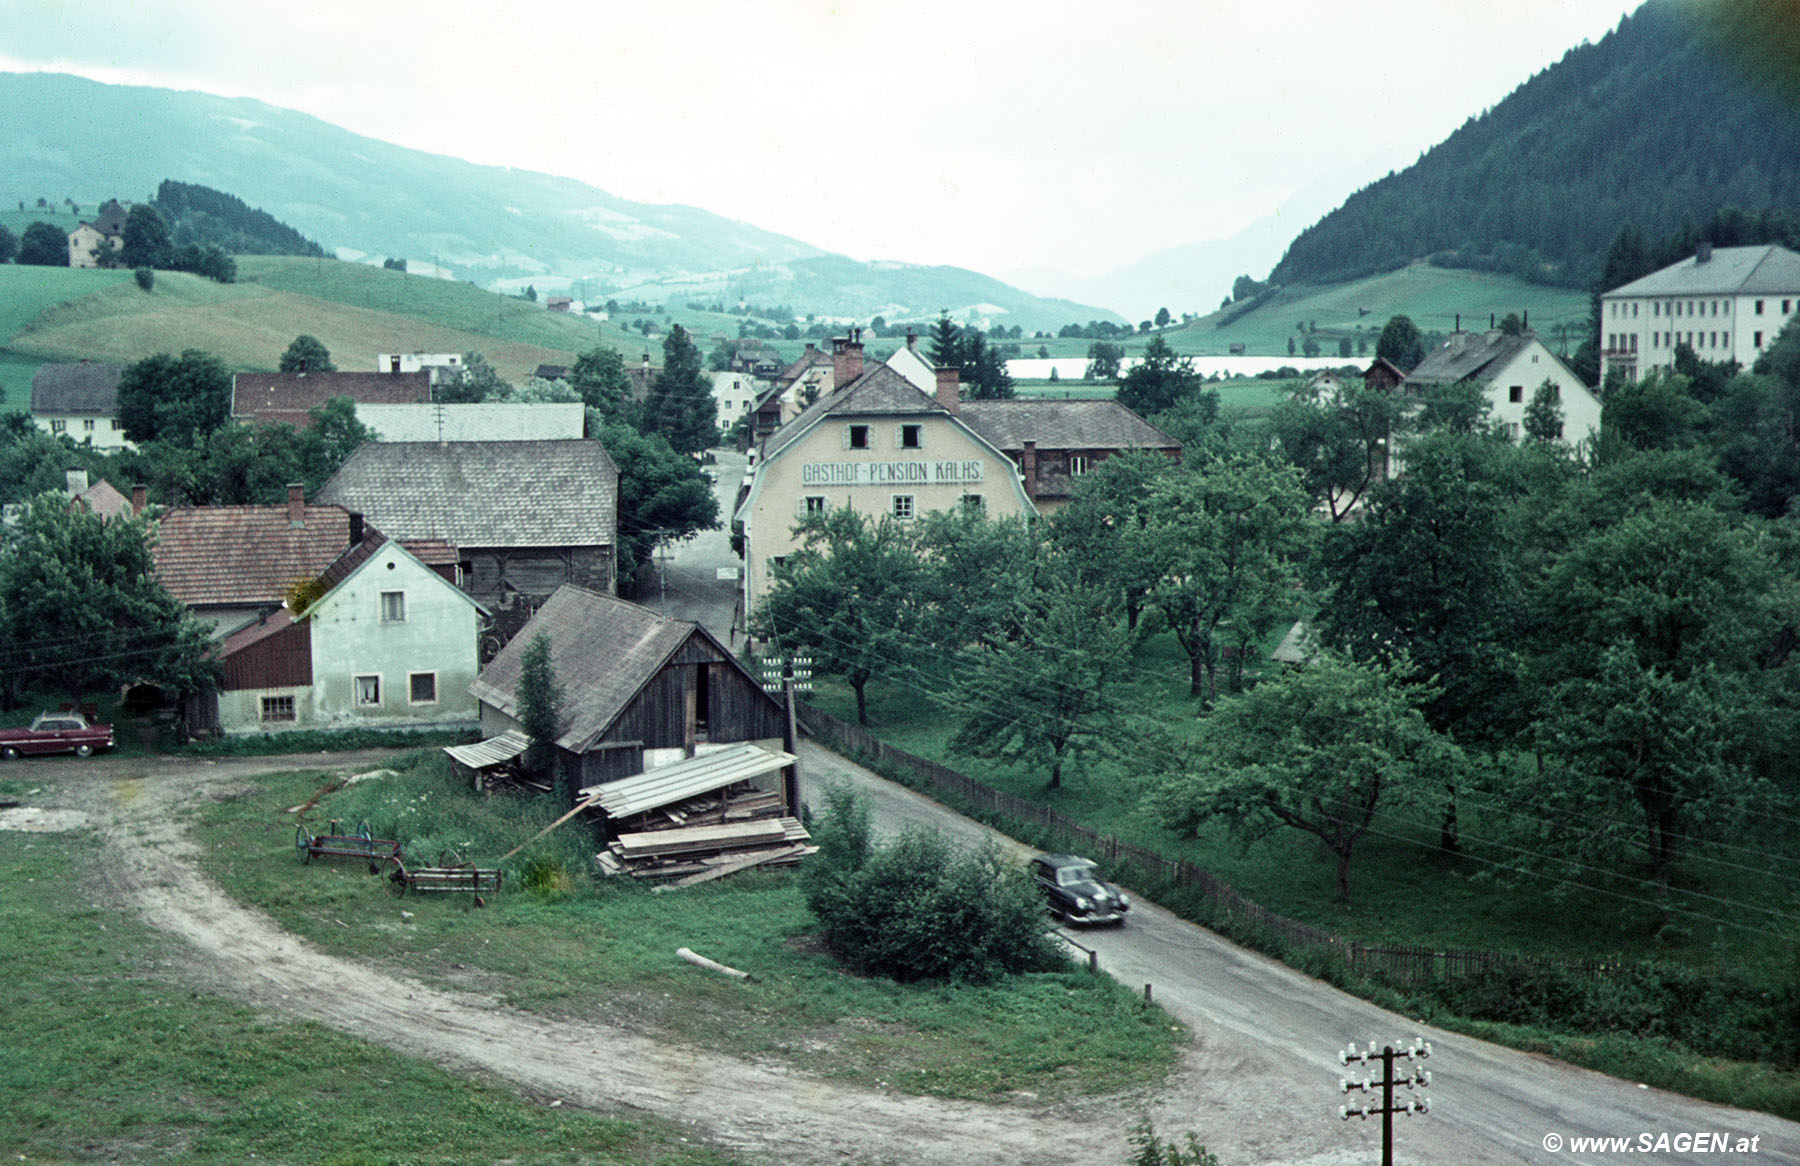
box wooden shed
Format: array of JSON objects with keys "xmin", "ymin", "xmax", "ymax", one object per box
[{"xmin": 469, "ymin": 585, "xmax": 794, "ymax": 806}]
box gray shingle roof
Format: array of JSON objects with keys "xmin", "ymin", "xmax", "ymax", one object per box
[
  {"xmin": 763, "ymin": 365, "xmax": 945, "ymax": 459},
  {"xmin": 30, "ymin": 362, "xmax": 125, "ymax": 414},
  {"xmin": 1605, "ymin": 245, "xmax": 1800, "ymax": 298},
  {"xmin": 959, "ymin": 399, "xmax": 1179, "ymax": 453},
  {"xmin": 355, "ymin": 403, "xmax": 585, "ymax": 443},
  {"xmin": 470, "ymin": 585, "xmax": 711, "ymax": 752},
  {"xmin": 316, "ymin": 440, "xmax": 618, "ymax": 549},
  {"xmin": 1402, "ymin": 331, "xmax": 1536, "ymax": 388}
]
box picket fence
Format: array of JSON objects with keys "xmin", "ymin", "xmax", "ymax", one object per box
[{"xmin": 800, "ymin": 704, "xmax": 1613, "ymax": 987}]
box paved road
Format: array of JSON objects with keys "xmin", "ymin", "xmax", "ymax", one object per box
[
  {"xmin": 650, "ymin": 446, "xmax": 745, "ymax": 644},
  {"xmin": 803, "ymin": 743, "xmax": 1800, "ymax": 1165}
]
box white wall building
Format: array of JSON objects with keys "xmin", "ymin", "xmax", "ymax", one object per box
[
  {"xmin": 1599, "ymin": 243, "xmax": 1800, "ymax": 383},
  {"xmin": 1402, "ymin": 329, "xmax": 1602, "ymax": 448}
]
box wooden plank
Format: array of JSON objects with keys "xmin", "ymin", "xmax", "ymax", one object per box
[
  {"xmin": 614, "ymin": 818, "xmax": 787, "ymax": 858},
  {"xmin": 652, "ymin": 844, "xmax": 807, "ymax": 890}
]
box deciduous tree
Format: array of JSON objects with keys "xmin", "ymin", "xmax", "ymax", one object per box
[
  {"xmin": 17, "ymin": 221, "xmax": 66, "ymax": 266},
  {"xmin": 1375, "ymin": 314, "xmax": 1426, "ymax": 373},
  {"xmin": 116, "ymin": 350, "xmax": 233, "ymax": 446},
  {"xmin": 279, "ymin": 334, "xmax": 335, "ymax": 373},
  {"xmin": 1116, "ymin": 336, "xmax": 1203, "ymax": 417}
]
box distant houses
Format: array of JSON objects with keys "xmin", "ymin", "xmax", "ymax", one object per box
[
  {"xmin": 67, "ymin": 199, "xmax": 128, "ymax": 268},
  {"xmin": 30, "ymin": 361, "xmax": 132, "ymax": 449}
]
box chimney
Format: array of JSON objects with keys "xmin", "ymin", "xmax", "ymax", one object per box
[
  {"xmin": 1454, "ymin": 313, "xmax": 1461, "ymax": 332},
  {"xmin": 287, "ymin": 483, "xmax": 305, "ymax": 527},
  {"xmin": 934, "ymin": 364, "xmax": 961, "ymax": 414},
  {"xmin": 1697, "ymin": 241, "xmax": 1714, "ymax": 263},
  {"xmin": 349, "ymin": 512, "xmax": 365, "ymax": 546},
  {"xmin": 1523, "ymin": 309, "xmax": 1530, "ymax": 331},
  {"xmin": 1490, "ymin": 312, "xmax": 1496, "ymax": 331},
  {"xmin": 1021, "ymin": 440, "xmax": 1039, "ymax": 499},
  {"xmin": 906, "ymin": 328, "xmax": 919, "ymax": 354},
  {"xmin": 130, "ymin": 484, "xmax": 147, "ymax": 516},
  {"xmin": 832, "ymin": 332, "xmax": 864, "ymax": 388},
  {"xmin": 65, "ymin": 469, "xmax": 89, "ymax": 495}
]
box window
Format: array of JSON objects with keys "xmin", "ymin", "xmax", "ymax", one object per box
[
  {"xmin": 110, "ymin": 419, "xmax": 122, "ymax": 431},
  {"xmin": 891, "ymin": 494, "xmax": 915, "ymax": 521},
  {"xmin": 408, "ymin": 672, "xmax": 437, "ymax": 704},
  {"xmin": 1508, "ymin": 385, "xmax": 1524, "ymax": 404},
  {"xmin": 83, "ymin": 418, "xmax": 95, "ymax": 431},
  {"xmin": 847, "ymin": 424, "xmax": 871, "ymax": 450},
  {"xmin": 768, "ymin": 555, "xmax": 787, "ymax": 576},
  {"xmin": 960, "ymin": 493, "xmax": 985, "ymax": 513},
  {"xmin": 380, "ymin": 590, "xmax": 406, "ymax": 622},
  {"xmin": 354, "ymin": 675, "xmax": 382, "ymax": 706},
  {"xmin": 1070, "ymin": 454, "xmax": 1092, "ymax": 475},
  {"xmin": 50, "ymin": 420, "xmax": 66, "ymax": 434},
  {"xmin": 1786, "ymin": 300, "xmax": 1794, "ymax": 314},
  {"xmin": 261, "ymin": 695, "xmax": 296, "ymax": 723},
  {"xmin": 1757, "ymin": 300, "xmax": 1765, "ymax": 316},
  {"xmin": 899, "ymin": 424, "xmax": 923, "ymax": 450},
  {"xmin": 803, "ymin": 495, "xmax": 826, "ymax": 515},
  {"xmin": 1756, "ymin": 331, "xmax": 1764, "ymax": 348}
]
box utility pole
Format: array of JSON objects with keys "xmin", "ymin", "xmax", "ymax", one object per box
[{"xmin": 1339, "ymin": 1038, "xmax": 1431, "ymax": 1166}]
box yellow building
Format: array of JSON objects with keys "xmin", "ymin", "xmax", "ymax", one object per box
[{"xmin": 734, "ymin": 335, "xmax": 1034, "ymax": 618}]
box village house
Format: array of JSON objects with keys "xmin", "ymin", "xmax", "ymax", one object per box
[
  {"xmin": 66, "ymin": 199, "xmax": 128, "ymax": 268},
  {"xmin": 63, "ymin": 470, "xmax": 132, "ymax": 520},
  {"xmin": 376, "ymin": 352, "xmax": 464, "ymax": 384},
  {"xmin": 232, "ymin": 371, "xmax": 432, "ymax": 428},
  {"xmin": 711, "ymin": 370, "xmax": 762, "ymax": 435},
  {"xmin": 470, "ymin": 585, "xmax": 792, "ymax": 796},
  {"xmin": 734, "ymin": 333, "xmax": 1035, "ymax": 618},
  {"xmin": 883, "ymin": 332, "xmax": 938, "ymax": 393},
  {"xmin": 1599, "ymin": 243, "xmax": 1800, "ymax": 382},
  {"xmin": 30, "ymin": 361, "xmax": 133, "ymax": 449},
  {"xmin": 747, "ymin": 343, "xmax": 835, "ymax": 444},
  {"xmin": 198, "ymin": 532, "xmax": 485, "ymax": 737},
  {"xmin": 354, "ymin": 402, "xmax": 585, "ymax": 443},
  {"xmin": 1401, "ymin": 327, "xmax": 1601, "ymax": 447},
  {"xmin": 317, "ymin": 439, "xmax": 620, "ymax": 610},
  {"xmin": 958, "ymin": 397, "xmax": 1181, "ymax": 514}
]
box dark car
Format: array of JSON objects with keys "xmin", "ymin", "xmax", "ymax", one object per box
[
  {"xmin": 0, "ymin": 712, "xmax": 115, "ymax": 759},
  {"xmin": 1029, "ymin": 853, "xmax": 1130, "ymax": 925}
]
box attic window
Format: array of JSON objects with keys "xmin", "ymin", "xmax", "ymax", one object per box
[
  {"xmin": 847, "ymin": 424, "xmax": 871, "ymax": 450},
  {"xmin": 1509, "ymin": 385, "xmax": 1524, "ymax": 404},
  {"xmin": 380, "ymin": 591, "xmax": 406, "ymax": 622},
  {"xmin": 899, "ymin": 424, "xmax": 922, "ymax": 449}
]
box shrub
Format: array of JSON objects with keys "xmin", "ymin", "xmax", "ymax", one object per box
[
  {"xmin": 803, "ymin": 785, "xmax": 1065, "ymax": 983},
  {"xmin": 133, "ymin": 266, "xmax": 154, "ymax": 291}
]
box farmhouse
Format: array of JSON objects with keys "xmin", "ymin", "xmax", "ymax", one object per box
[
  {"xmin": 317, "ymin": 439, "xmax": 620, "ymax": 607},
  {"xmin": 1401, "ymin": 327, "xmax": 1600, "ymax": 447},
  {"xmin": 1600, "ymin": 243, "xmax": 1800, "ymax": 382},
  {"xmin": 196, "ymin": 531, "xmax": 485, "ymax": 736},
  {"xmin": 734, "ymin": 333, "xmax": 1034, "ymax": 617},
  {"xmin": 30, "ymin": 361, "xmax": 132, "ymax": 449},
  {"xmin": 470, "ymin": 585, "xmax": 792, "ymax": 796},
  {"xmin": 958, "ymin": 397, "xmax": 1181, "ymax": 513},
  {"xmin": 66, "ymin": 199, "xmax": 128, "ymax": 268},
  {"xmin": 232, "ymin": 371, "xmax": 432, "ymax": 428}
]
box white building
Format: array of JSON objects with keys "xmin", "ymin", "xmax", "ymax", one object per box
[
  {"xmin": 710, "ymin": 370, "xmax": 762, "ymax": 434},
  {"xmin": 376, "ymin": 352, "xmax": 465, "ymax": 380},
  {"xmin": 1599, "ymin": 243, "xmax": 1800, "ymax": 382},
  {"xmin": 1402, "ymin": 329, "xmax": 1602, "ymax": 448}
]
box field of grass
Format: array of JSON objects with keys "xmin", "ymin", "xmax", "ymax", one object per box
[
  {"xmin": 191, "ymin": 753, "xmax": 1184, "ymax": 1103},
  {"xmin": 0, "ymin": 790, "xmax": 734, "ymax": 1165}
]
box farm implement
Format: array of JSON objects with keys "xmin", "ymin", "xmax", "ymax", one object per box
[{"xmin": 295, "ymin": 820, "xmax": 401, "ymax": 872}]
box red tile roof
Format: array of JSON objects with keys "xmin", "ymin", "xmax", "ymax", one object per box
[
  {"xmin": 231, "ymin": 372, "xmax": 431, "ymax": 429},
  {"xmin": 153, "ymin": 502, "xmax": 357, "ymax": 608}
]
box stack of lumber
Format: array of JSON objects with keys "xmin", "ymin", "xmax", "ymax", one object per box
[{"xmin": 595, "ymin": 816, "xmax": 815, "ymax": 886}]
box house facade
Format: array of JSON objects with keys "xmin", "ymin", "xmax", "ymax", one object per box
[
  {"xmin": 711, "ymin": 370, "xmax": 762, "ymax": 435},
  {"xmin": 1599, "ymin": 243, "xmax": 1800, "ymax": 382},
  {"xmin": 1401, "ymin": 329, "xmax": 1601, "ymax": 447},
  {"xmin": 31, "ymin": 361, "xmax": 133, "ymax": 449},
  {"xmin": 67, "ymin": 200, "xmax": 128, "ymax": 268},
  {"xmin": 209, "ymin": 536, "xmax": 485, "ymax": 735},
  {"xmin": 376, "ymin": 353, "xmax": 464, "ymax": 382},
  {"xmin": 471, "ymin": 585, "xmax": 790, "ymax": 795},
  {"xmin": 735, "ymin": 334, "xmax": 1034, "ymax": 617}
]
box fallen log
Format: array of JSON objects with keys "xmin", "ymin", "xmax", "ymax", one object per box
[{"xmin": 677, "ymin": 947, "xmax": 752, "ymax": 981}]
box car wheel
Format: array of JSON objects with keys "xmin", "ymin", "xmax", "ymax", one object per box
[
  {"xmin": 74, "ymin": 743, "xmax": 93, "ymax": 758},
  {"xmin": 1, "ymin": 746, "xmax": 17, "ymax": 760}
]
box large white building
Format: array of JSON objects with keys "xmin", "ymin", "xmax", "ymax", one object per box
[{"xmin": 1599, "ymin": 243, "xmax": 1800, "ymax": 383}]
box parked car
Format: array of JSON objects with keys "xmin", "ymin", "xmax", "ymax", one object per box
[
  {"xmin": 0, "ymin": 711, "xmax": 115, "ymax": 759},
  {"xmin": 1029, "ymin": 853, "xmax": 1130, "ymax": 925}
]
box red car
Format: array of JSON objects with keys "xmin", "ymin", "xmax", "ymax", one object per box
[{"xmin": 0, "ymin": 712, "xmax": 115, "ymax": 759}]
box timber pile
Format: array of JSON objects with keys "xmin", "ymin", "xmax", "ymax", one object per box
[{"xmin": 595, "ymin": 816, "xmax": 815, "ymax": 885}]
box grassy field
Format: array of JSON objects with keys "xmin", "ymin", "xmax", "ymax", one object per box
[
  {"xmin": 190, "ymin": 753, "xmax": 1184, "ymax": 1103},
  {"xmin": 0, "ymin": 782, "xmax": 737, "ymax": 1165}
]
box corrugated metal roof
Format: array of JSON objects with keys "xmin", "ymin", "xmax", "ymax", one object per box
[
  {"xmin": 444, "ymin": 730, "xmax": 531, "ymax": 769},
  {"xmin": 582, "ymin": 743, "xmax": 795, "ymax": 818}
]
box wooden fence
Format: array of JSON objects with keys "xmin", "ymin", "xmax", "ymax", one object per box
[{"xmin": 799, "ymin": 704, "xmax": 1613, "ymax": 987}]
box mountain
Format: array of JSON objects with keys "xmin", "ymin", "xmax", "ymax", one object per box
[
  {"xmin": 1268, "ymin": 0, "xmax": 1800, "ymax": 290},
  {"xmin": 0, "ymin": 72, "xmax": 1119, "ymax": 331}
]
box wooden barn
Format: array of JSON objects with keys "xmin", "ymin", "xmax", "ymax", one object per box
[{"xmin": 469, "ymin": 585, "xmax": 795, "ymax": 805}]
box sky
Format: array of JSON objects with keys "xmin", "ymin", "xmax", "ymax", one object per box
[{"xmin": 0, "ymin": 0, "xmax": 1644, "ymax": 281}]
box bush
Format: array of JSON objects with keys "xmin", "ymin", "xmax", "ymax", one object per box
[
  {"xmin": 803, "ymin": 785, "xmax": 1065, "ymax": 983},
  {"xmin": 133, "ymin": 266, "xmax": 154, "ymax": 291}
]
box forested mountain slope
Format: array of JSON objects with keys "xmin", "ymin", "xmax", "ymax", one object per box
[{"xmin": 1269, "ymin": 0, "xmax": 1800, "ymax": 289}]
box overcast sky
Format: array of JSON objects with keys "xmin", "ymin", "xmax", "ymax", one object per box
[{"xmin": 0, "ymin": 0, "xmax": 1642, "ymax": 279}]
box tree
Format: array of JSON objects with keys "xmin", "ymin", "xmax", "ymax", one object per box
[
  {"xmin": 959, "ymin": 330, "xmax": 1015, "ymax": 400},
  {"xmin": 118, "ymin": 204, "xmax": 172, "ymax": 269},
  {"xmin": 586, "ymin": 416, "xmax": 718, "ymax": 592},
  {"xmin": 1375, "ymin": 315, "xmax": 1426, "ymax": 372},
  {"xmin": 133, "ymin": 267, "xmax": 154, "ymax": 292},
  {"xmin": 1268, "ymin": 380, "xmax": 1406, "ymax": 522},
  {"xmin": 1135, "ymin": 453, "xmax": 1313, "ymax": 699},
  {"xmin": 1301, "ymin": 336, "xmax": 1321, "ymax": 358},
  {"xmin": 115, "ymin": 350, "xmax": 233, "ymax": 446},
  {"xmin": 279, "ymin": 334, "xmax": 335, "ymax": 374},
  {"xmin": 928, "ymin": 311, "xmax": 961, "ymax": 368},
  {"xmin": 1152, "ymin": 654, "xmax": 1460, "ymax": 902},
  {"xmin": 949, "ymin": 567, "xmax": 1128, "ymax": 789},
  {"xmin": 382, "ymin": 257, "xmax": 407, "ymax": 272},
  {"xmin": 565, "ymin": 346, "xmax": 634, "ymax": 421},
  {"xmin": 1154, "ymin": 307, "xmax": 1172, "ymax": 329},
  {"xmin": 1116, "ymin": 336, "xmax": 1204, "ymax": 417},
  {"xmin": 437, "ymin": 352, "xmax": 510, "ymax": 403},
  {"xmin": 1047, "ymin": 450, "xmax": 1174, "ymax": 631},
  {"xmin": 1085, "ymin": 341, "xmax": 1123, "ymax": 381},
  {"xmin": 0, "ymin": 495, "xmax": 218, "ymax": 704},
  {"xmin": 749, "ymin": 508, "xmax": 922, "ymax": 726},
  {"xmin": 17, "ymin": 221, "xmax": 66, "ymax": 266},
  {"xmin": 515, "ymin": 631, "xmax": 564, "ymax": 783},
  {"xmin": 1499, "ymin": 312, "xmax": 1526, "ymax": 336},
  {"xmin": 706, "ymin": 339, "xmax": 735, "ymax": 372},
  {"xmin": 0, "ymin": 223, "xmax": 17, "ymax": 264},
  {"xmin": 641, "ymin": 325, "xmax": 717, "ymax": 456},
  {"xmin": 1523, "ymin": 380, "xmax": 1565, "ymax": 443}
]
